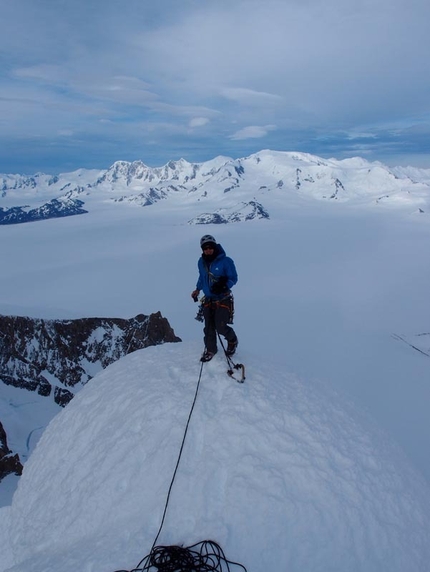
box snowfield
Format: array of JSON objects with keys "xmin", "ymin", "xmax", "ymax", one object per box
[{"xmin": 2, "ymin": 343, "xmax": 430, "ymax": 572}]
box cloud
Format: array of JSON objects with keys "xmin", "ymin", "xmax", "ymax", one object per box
[
  {"xmin": 189, "ymin": 117, "xmax": 210, "ymax": 128},
  {"xmin": 2, "ymin": 0, "xmax": 430, "ymax": 171},
  {"xmin": 230, "ymin": 125, "xmax": 277, "ymax": 140},
  {"xmin": 13, "ymin": 64, "xmax": 65, "ymax": 82},
  {"xmin": 220, "ymin": 88, "xmax": 284, "ymax": 106}
]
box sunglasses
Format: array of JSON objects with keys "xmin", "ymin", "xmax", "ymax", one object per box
[{"xmin": 202, "ymin": 245, "xmax": 215, "ymax": 250}]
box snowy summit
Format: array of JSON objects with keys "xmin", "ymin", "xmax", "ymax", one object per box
[
  {"xmin": 1, "ymin": 150, "xmax": 430, "ymax": 225},
  {"xmin": 1, "ymin": 342, "xmax": 430, "ymax": 572}
]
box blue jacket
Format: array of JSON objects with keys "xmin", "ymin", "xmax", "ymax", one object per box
[{"xmin": 196, "ymin": 244, "xmax": 238, "ymax": 299}]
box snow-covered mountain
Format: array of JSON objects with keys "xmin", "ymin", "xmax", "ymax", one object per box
[
  {"xmin": 1, "ymin": 148, "xmax": 430, "ymax": 570},
  {"xmin": 1, "ymin": 150, "xmax": 430, "ymax": 224},
  {"xmin": 0, "ymin": 313, "xmax": 180, "ymax": 494},
  {"xmin": 0, "ymin": 312, "xmax": 180, "ymax": 405},
  {"xmin": 1, "ymin": 343, "xmax": 430, "ymax": 572}
]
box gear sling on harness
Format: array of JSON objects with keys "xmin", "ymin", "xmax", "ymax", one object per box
[{"xmin": 195, "ymin": 293, "xmax": 234, "ymax": 324}]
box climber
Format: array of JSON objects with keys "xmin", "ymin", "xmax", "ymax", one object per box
[{"xmin": 191, "ymin": 235, "xmax": 238, "ymax": 362}]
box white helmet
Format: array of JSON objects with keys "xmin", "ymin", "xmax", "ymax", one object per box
[{"xmin": 200, "ymin": 235, "xmax": 216, "ymax": 248}]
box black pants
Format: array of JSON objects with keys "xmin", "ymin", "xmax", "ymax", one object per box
[{"xmin": 203, "ymin": 296, "xmax": 237, "ymax": 353}]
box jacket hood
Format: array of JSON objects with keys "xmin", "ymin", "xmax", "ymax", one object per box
[{"xmin": 202, "ymin": 243, "xmax": 226, "ymax": 263}]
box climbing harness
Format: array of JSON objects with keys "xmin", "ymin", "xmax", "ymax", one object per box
[
  {"xmin": 113, "ymin": 360, "xmax": 247, "ymax": 572},
  {"xmin": 195, "ymin": 294, "xmax": 235, "ymax": 325}
]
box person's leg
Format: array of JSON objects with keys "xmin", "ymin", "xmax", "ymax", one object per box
[
  {"xmin": 214, "ymin": 303, "xmax": 237, "ymax": 346},
  {"xmin": 203, "ymin": 303, "xmax": 217, "ymax": 353}
]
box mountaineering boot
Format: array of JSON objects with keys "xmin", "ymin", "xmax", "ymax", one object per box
[
  {"xmin": 226, "ymin": 338, "xmax": 238, "ymax": 357},
  {"xmin": 200, "ymin": 349, "xmax": 217, "ymax": 362}
]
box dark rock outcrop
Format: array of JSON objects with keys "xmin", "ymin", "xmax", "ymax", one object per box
[
  {"xmin": 0, "ymin": 421, "xmax": 23, "ymax": 482},
  {"xmin": 188, "ymin": 200, "xmax": 269, "ymax": 225},
  {"xmin": 0, "ymin": 198, "xmax": 87, "ymax": 225},
  {"xmin": 0, "ymin": 312, "xmax": 181, "ymax": 407}
]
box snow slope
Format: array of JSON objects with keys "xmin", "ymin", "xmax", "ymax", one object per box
[{"xmin": 2, "ymin": 342, "xmax": 430, "ymax": 572}]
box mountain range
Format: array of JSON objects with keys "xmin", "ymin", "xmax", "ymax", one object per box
[{"xmin": 1, "ymin": 150, "xmax": 430, "ymax": 224}]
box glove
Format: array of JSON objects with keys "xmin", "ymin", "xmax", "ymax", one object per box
[
  {"xmin": 191, "ymin": 289, "xmax": 199, "ymax": 302},
  {"xmin": 211, "ymin": 277, "xmax": 228, "ymax": 295}
]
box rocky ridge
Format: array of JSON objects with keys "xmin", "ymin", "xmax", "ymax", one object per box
[
  {"xmin": 0, "ymin": 312, "xmax": 181, "ymax": 484},
  {"xmin": 0, "ymin": 421, "xmax": 23, "ymax": 482}
]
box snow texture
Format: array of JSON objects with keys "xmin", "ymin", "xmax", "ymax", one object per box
[{"xmin": 2, "ymin": 342, "xmax": 430, "ymax": 572}]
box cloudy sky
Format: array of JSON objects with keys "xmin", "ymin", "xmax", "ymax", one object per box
[{"xmin": 2, "ymin": 0, "xmax": 430, "ymax": 173}]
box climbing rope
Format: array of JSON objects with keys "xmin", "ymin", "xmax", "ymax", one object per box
[
  {"xmin": 216, "ymin": 333, "xmax": 245, "ymax": 383},
  {"xmin": 113, "ymin": 358, "xmax": 248, "ymax": 572},
  {"xmin": 116, "ymin": 540, "xmax": 247, "ymax": 572},
  {"xmin": 150, "ymin": 360, "xmax": 205, "ymax": 551}
]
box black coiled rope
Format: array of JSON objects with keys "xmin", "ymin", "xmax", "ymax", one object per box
[{"xmin": 117, "ymin": 540, "xmax": 247, "ymax": 572}]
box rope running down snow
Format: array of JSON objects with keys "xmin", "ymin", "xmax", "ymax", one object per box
[
  {"xmin": 113, "ymin": 360, "xmax": 248, "ymax": 572},
  {"xmin": 150, "ymin": 360, "xmax": 205, "ymax": 551}
]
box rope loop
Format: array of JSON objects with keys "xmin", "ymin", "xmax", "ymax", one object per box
[{"xmin": 117, "ymin": 540, "xmax": 247, "ymax": 572}]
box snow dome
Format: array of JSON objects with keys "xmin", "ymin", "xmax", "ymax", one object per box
[{"xmin": 3, "ymin": 342, "xmax": 430, "ymax": 572}]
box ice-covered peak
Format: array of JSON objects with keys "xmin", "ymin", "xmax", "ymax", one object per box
[{"xmin": 1, "ymin": 150, "xmax": 429, "ymax": 219}]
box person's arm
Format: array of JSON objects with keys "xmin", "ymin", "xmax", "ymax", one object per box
[{"xmin": 225, "ymin": 258, "xmax": 238, "ymax": 289}]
